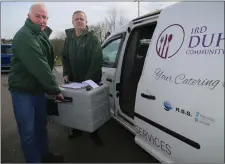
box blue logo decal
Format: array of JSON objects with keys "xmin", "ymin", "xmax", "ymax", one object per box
[
  {"xmin": 195, "ymin": 112, "xmax": 199, "ymax": 122},
  {"xmin": 164, "ymin": 101, "xmax": 173, "ymax": 111}
]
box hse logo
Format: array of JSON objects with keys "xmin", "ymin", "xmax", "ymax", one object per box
[
  {"xmin": 156, "ymin": 24, "xmax": 185, "ymax": 59},
  {"xmin": 163, "ymin": 101, "xmax": 192, "ymax": 117},
  {"xmin": 164, "ymin": 101, "xmax": 173, "ymax": 111}
]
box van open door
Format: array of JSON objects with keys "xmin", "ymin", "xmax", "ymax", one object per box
[
  {"xmin": 134, "ymin": 2, "xmax": 224, "ymax": 163},
  {"xmin": 114, "ymin": 16, "xmax": 158, "ymax": 125}
]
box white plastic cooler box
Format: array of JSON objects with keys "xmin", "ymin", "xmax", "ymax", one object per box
[{"xmin": 47, "ymin": 83, "xmax": 111, "ymax": 133}]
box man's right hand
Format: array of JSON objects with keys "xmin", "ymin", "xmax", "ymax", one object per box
[
  {"xmin": 56, "ymin": 93, "xmax": 64, "ymax": 101},
  {"xmin": 63, "ymin": 76, "xmax": 68, "ymax": 83}
]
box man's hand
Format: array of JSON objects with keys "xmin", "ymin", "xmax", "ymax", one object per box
[
  {"xmin": 63, "ymin": 76, "xmax": 68, "ymax": 83},
  {"xmin": 56, "ymin": 93, "xmax": 64, "ymax": 101}
]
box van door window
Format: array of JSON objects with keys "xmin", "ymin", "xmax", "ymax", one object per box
[
  {"xmin": 119, "ymin": 22, "xmax": 157, "ymax": 118},
  {"xmin": 102, "ymin": 35, "xmax": 123, "ymax": 68}
]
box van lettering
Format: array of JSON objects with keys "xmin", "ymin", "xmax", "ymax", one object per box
[
  {"xmin": 152, "ymin": 136, "xmax": 156, "ymax": 145},
  {"xmin": 162, "ymin": 75, "xmax": 173, "ymax": 82},
  {"xmin": 155, "ymin": 68, "xmax": 163, "ymax": 80},
  {"xmin": 135, "ymin": 125, "xmax": 172, "ymax": 155},
  {"xmin": 202, "ymin": 34, "xmax": 215, "ymax": 47},
  {"xmin": 197, "ymin": 79, "xmax": 220, "ymax": 90},
  {"xmin": 139, "ymin": 127, "xmax": 143, "ymax": 136},
  {"xmin": 134, "ymin": 125, "xmax": 138, "ymax": 132},
  {"xmin": 154, "ymin": 137, "xmax": 160, "ymax": 147},
  {"xmin": 175, "ymin": 74, "xmax": 185, "ymax": 84},
  {"xmin": 183, "ymin": 78, "xmax": 189, "ymax": 84},
  {"xmin": 188, "ymin": 26, "xmax": 224, "ymax": 54},
  {"xmin": 200, "ymin": 26, "xmax": 207, "ymax": 33},
  {"xmin": 191, "ymin": 26, "xmax": 207, "ymax": 34},
  {"xmin": 143, "ymin": 129, "xmax": 148, "ymax": 138},
  {"xmin": 187, "ymin": 49, "xmax": 224, "ymax": 55},
  {"xmin": 191, "ymin": 28, "xmax": 194, "ymax": 34},
  {"xmin": 195, "ymin": 27, "xmax": 200, "ymax": 33},
  {"xmin": 211, "ymin": 80, "xmax": 220, "ymax": 90},
  {"xmin": 216, "ymin": 33, "xmax": 224, "ymax": 47},
  {"xmin": 166, "ymin": 144, "xmax": 172, "ymax": 155},
  {"xmin": 174, "ymin": 74, "xmax": 220, "ymax": 90},
  {"xmin": 209, "ymin": 49, "xmax": 214, "ymax": 54},
  {"xmin": 160, "ymin": 141, "xmax": 166, "ymax": 151},
  {"xmin": 148, "ymin": 134, "xmax": 153, "ymax": 142},
  {"xmin": 191, "ymin": 79, "xmax": 198, "ymax": 85},
  {"xmin": 188, "ymin": 36, "xmax": 200, "ymax": 48},
  {"xmin": 154, "ymin": 68, "xmax": 173, "ymax": 82}
]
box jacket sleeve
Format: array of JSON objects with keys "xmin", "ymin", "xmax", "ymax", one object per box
[
  {"xmin": 85, "ymin": 35, "xmax": 103, "ymax": 81},
  {"xmin": 15, "ymin": 33, "xmax": 61, "ymax": 95}
]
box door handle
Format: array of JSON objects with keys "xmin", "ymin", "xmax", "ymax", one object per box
[
  {"xmin": 137, "ymin": 55, "xmax": 144, "ymax": 59},
  {"xmin": 116, "ymin": 91, "xmax": 120, "ymax": 97},
  {"xmin": 55, "ymin": 97, "xmax": 73, "ymax": 103},
  {"xmin": 141, "ymin": 93, "xmax": 156, "ymax": 100},
  {"xmin": 106, "ymin": 78, "xmax": 113, "ymax": 82}
]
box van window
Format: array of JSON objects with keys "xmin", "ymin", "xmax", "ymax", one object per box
[
  {"xmin": 102, "ymin": 35, "xmax": 123, "ymax": 68},
  {"xmin": 119, "ymin": 22, "xmax": 157, "ymax": 118}
]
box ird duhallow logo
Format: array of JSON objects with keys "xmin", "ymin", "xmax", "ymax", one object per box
[
  {"xmin": 164, "ymin": 101, "xmax": 173, "ymax": 111},
  {"xmin": 156, "ymin": 24, "xmax": 185, "ymax": 59}
]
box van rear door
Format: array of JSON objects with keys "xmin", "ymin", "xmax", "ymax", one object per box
[{"xmin": 134, "ymin": 2, "xmax": 224, "ymax": 163}]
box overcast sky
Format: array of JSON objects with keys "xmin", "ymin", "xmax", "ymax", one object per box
[{"xmin": 1, "ymin": 2, "xmax": 176, "ymax": 39}]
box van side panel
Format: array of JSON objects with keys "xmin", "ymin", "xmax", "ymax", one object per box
[{"xmin": 135, "ymin": 2, "xmax": 224, "ymax": 163}]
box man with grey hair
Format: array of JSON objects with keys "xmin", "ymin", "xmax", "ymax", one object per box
[{"xmin": 8, "ymin": 3, "xmax": 64, "ymax": 163}]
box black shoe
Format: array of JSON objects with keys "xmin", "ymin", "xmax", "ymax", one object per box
[
  {"xmin": 68, "ymin": 129, "xmax": 83, "ymax": 140},
  {"xmin": 41, "ymin": 153, "xmax": 64, "ymax": 163},
  {"xmin": 89, "ymin": 132, "xmax": 104, "ymax": 146}
]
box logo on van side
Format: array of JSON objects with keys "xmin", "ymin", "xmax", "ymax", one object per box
[
  {"xmin": 186, "ymin": 26, "xmax": 224, "ymax": 55},
  {"xmin": 164, "ymin": 101, "xmax": 173, "ymax": 111},
  {"xmin": 156, "ymin": 24, "xmax": 185, "ymax": 59},
  {"xmin": 163, "ymin": 101, "xmax": 192, "ymax": 117}
]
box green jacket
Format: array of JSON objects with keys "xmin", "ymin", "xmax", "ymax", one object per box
[
  {"xmin": 62, "ymin": 27, "xmax": 103, "ymax": 83},
  {"xmin": 8, "ymin": 18, "xmax": 61, "ymax": 95}
]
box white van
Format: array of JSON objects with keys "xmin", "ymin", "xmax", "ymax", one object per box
[{"xmin": 101, "ymin": 1, "xmax": 224, "ymax": 163}]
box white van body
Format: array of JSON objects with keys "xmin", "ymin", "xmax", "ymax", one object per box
[{"xmin": 101, "ymin": 1, "xmax": 224, "ymax": 163}]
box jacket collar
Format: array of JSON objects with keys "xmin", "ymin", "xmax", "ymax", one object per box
[
  {"xmin": 25, "ymin": 18, "xmax": 52, "ymax": 37},
  {"xmin": 65, "ymin": 26, "xmax": 92, "ymax": 39}
]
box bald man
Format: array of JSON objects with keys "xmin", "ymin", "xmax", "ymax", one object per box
[{"xmin": 8, "ymin": 3, "xmax": 64, "ymax": 163}]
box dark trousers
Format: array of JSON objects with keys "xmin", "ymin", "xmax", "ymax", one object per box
[{"xmin": 68, "ymin": 128, "xmax": 102, "ymax": 145}]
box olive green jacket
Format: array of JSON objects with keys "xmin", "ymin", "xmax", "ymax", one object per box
[
  {"xmin": 8, "ymin": 18, "xmax": 61, "ymax": 95},
  {"xmin": 62, "ymin": 27, "xmax": 103, "ymax": 83}
]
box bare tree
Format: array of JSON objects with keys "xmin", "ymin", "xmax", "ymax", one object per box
[
  {"xmin": 54, "ymin": 31, "xmax": 66, "ymax": 40},
  {"xmin": 106, "ymin": 8, "xmax": 117, "ymax": 31},
  {"xmin": 105, "ymin": 7, "xmax": 129, "ymax": 32},
  {"xmin": 50, "ymin": 31, "xmax": 66, "ymax": 58},
  {"xmin": 89, "ymin": 21, "xmax": 108, "ymax": 43},
  {"xmin": 118, "ymin": 10, "xmax": 129, "ymax": 26},
  {"xmin": 89, "ymin": 7, "xmax": 129, "ymax": 43},
  {"xmin": 88, "ymin": 7, "xmax": 129, "ymax": 43}
]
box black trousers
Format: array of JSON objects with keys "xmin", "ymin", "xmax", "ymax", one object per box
[{"xmin": 68, "ymin": 128, "xmax": 103, "ymax": 145}]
